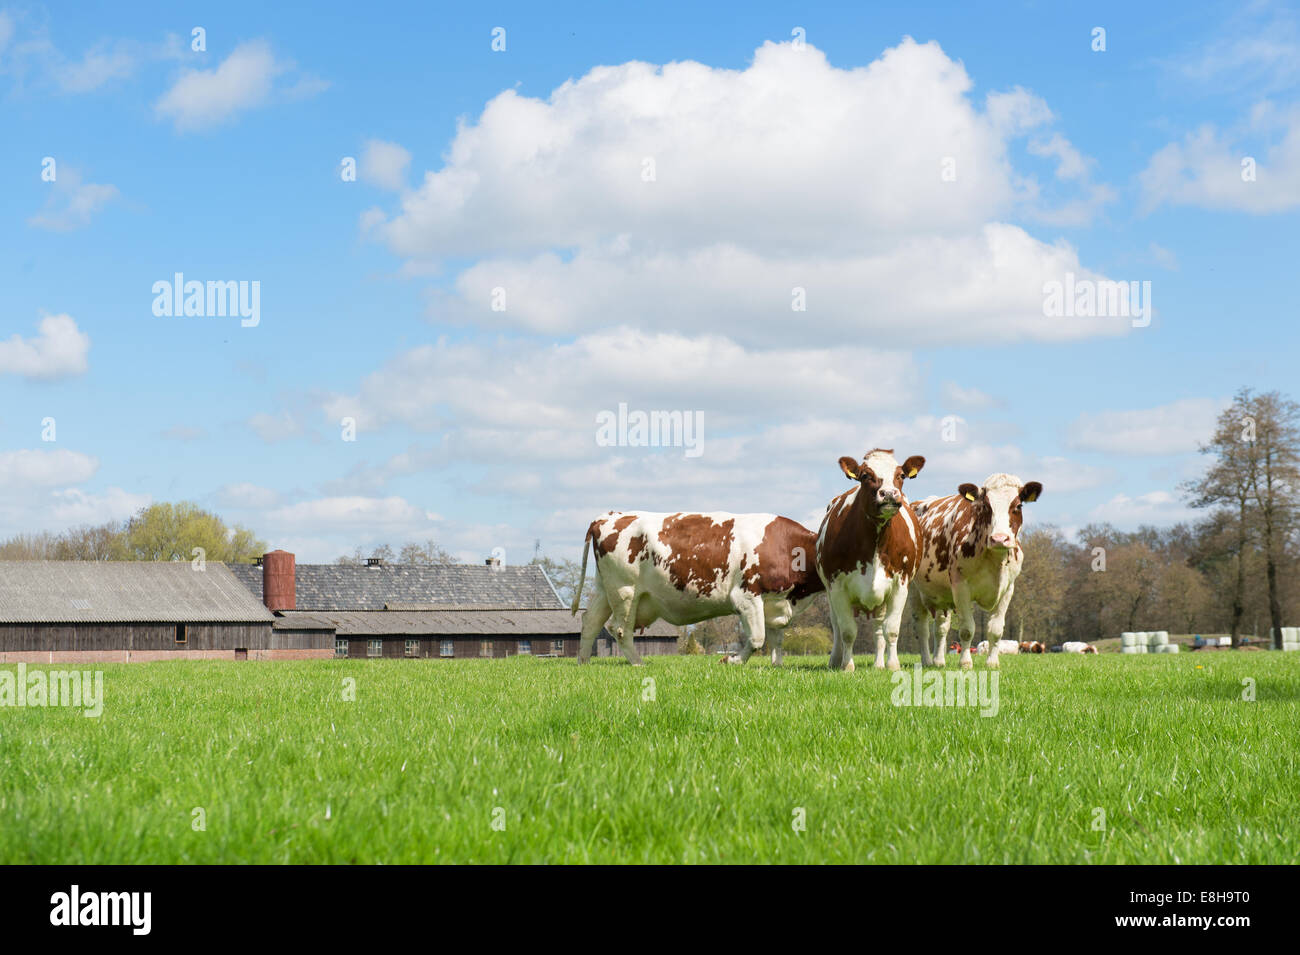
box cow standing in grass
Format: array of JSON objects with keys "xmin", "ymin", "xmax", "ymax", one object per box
[
  {"xmin": 911, "ymin": 473, "xmax": 1042, "ymax": 670},
  {"xmin": 815, "ymin": 449, "xmax": 926, "ymax": 672},
  {"xmin": 571, "ymin": 512, "xmax": 823, "ymax": 665}
]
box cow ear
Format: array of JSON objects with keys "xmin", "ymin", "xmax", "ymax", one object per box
[
  {"xmin": 958, "ymin": 482, "xmax": 979, "ymax": 502},
  {"xmin": 1020, "ymin": 481, "xmax": 1043, "ymax": 503},
  {"xmin": 901, "ymin": 455, "xmax": 925, "ymax": 479},
  {"xmin": 839, "ymin": 456, "xmax": 861, "ymax": 481}
]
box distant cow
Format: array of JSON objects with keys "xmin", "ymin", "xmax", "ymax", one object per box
[
  {"xmin": 816, "ymin": 449, "xmax": 926, "ymax": 671},
  {"xmin": 1060, "ymin": 641, "xmax": 1098, "ymax": 654},
  {"xmin": 572, "ymin": 512, "xmax": 823, "ymax": 665},
  {"xmin": 976, "ymin": 639, "xmax": 1020, "ymax": 655},
  {"xmin": 912, "ymin": 473, "xmax": 1042, "ymax": 669},
  {"xmin": 1019, "ymin": 641, "xmax": 1046, "ymax": 654}
]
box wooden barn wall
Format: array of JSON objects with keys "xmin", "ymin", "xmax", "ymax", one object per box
[{"xmin": 0, "ymin": 622, "xmax": 274, "ymax": 652}]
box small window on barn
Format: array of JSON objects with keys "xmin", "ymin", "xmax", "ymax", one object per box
[
  {"xmin": 518, "ymin": 639, "xmax": 532, "ymax": 656},
  {"xmin": 335, "ymin": 638, "xmax": 348, "ymax": 658},
  {"xmin": 440, "ymin": 640, "xmax": 454, "ymax": 657},
  {"xmin": 175, "ymin": 624, "xmax": 187, "ymax": 644},
  {"xmin": 406, "ymin": 639, "xmax": 420, "ymax": 657},
  {"xmin": 367, "ymin": 639, "xmax": 382, "ymax": 658},
  {"xmin": 480, "ymin": 640, "xmax": 493, "ymax": 658},
  {"xmin": 552, "ymin": 639, "xmax": 564, "ymax": 655}
]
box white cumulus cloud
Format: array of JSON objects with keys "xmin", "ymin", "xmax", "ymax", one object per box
[{"xmin": 0, "ymin": 314, "xmax": 91, "ymax": 379}]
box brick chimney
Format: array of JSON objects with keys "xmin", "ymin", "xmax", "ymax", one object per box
[{"xmin": 262, "ymin": 550, "xmax": 296, "ymax": 611}]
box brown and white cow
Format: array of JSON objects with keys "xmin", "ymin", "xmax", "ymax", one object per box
[
  {"xmin": 1060, "ymin": 641, "xmax": 1098, "ymax": 654},
  {"xmin": 911, "ymin": 473, "xmax": 1042, "ymax": 669},
  {"xmin": 816, "ymin": 449, "xmax": 926, "ymax": 671},
  {"xmin": 571, "ymin": 512, "xmax": 823, "ymax": 665}
]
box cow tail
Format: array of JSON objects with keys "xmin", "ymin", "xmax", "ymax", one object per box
[{"xmin": 571, "ymin": 525, "xmax": 593, "ymax": 616}]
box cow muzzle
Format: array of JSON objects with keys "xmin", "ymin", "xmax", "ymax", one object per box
[{"xmin": 989, "ymin": 533, "xmax": 1013, "ymax": 549}]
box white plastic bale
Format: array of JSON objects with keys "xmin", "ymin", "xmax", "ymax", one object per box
[{"xmin": 1121, "ymin": 632, "xmax": 1137, "ymax": 647}]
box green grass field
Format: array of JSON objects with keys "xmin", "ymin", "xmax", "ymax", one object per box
[{"xmin": 2, "ymin": 652, "xmax": 1297, "ymax": 863}]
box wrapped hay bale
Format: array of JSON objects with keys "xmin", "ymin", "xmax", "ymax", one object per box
[
  {"xmin": 1148, "ymin": 631, "xmax": 1169, "ymax": 648},
  {"xmin": 1121, "ymin": 632, "xmax": 1138, "ymax": 648}
]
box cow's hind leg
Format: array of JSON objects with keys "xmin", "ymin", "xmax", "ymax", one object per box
[
  {"xmin": 578, "ymin": 586, "xmax": 611, "ymax": 664},
  {"xmin": 611, "ymin": 590, "xmax": 644, "ymax": 666},
  {"xmin": 914, "ymin": 603, "xmax": 933, "ymax": 667},
  {"xmin": 769, "ymin": 627, "xmax": 784, "ymax": 666},
  {"xmin": 722, "ymin": 593, "xmax": 765, "ymax": 665}
]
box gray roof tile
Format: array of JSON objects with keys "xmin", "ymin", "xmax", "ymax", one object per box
[
  {"xmin": 227, "ymin": 562, "xmax": 563, "ymax": 611},
  {"xmin": 0, "ymin": 561, "xmax": 276, "ymax": 624}
]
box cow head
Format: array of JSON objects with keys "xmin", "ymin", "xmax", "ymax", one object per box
[
  {"xmin": 955, "ymin": 473, "xmax": 1042, "ymax": 552},
  {"xmin": 838, "ymin": 449, "xmax": 925, "ymax": 519}
]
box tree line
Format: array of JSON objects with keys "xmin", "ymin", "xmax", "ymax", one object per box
[{"xmin": 0, "ymin": 502, "xmax": 266, "ymax": 564}]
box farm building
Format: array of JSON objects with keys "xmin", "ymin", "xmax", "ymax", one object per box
[
  {"xmin": 0, "ymin": 561, "xmax": 331, "ymax": 662},
  {"xmin": 228, "ymin": 551, "xmax": 680, "ymax": 659}
]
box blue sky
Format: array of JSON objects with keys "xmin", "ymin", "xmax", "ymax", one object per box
[{"xmin": 2, "ymin": 1, "xmax": 1298, "ymax": 562}]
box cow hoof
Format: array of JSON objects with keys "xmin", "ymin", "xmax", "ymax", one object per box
[
  {"xmin": 887, "ymin": 659, "xmax": 901, "ymax": 672},
  {"xmin": 845, "ymin": 660, "xmax": 855, "ymax": 673},
  {"xmin": 987, "ymin": 659, "xmax": 1000, "ymax": 670},
  {"xmin": 960, "ymin": 660, "xmax": 973, "ymax": 671},
  {"xmin": 934, "ymin": 658, "xmax": 946, "ymax": 668}
]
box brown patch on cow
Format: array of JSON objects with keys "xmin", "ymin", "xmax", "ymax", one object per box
[
  {"xmin": 626, "ymin": 533, "xmax": 647, "ymax": 563},
  {"xmin": 743, "ymin": 517, "xmax": 824, "ymax": 601},
  {"xmin": 818, "ymin": 487, "xmax": 878, "ymax": 579},
  {"xmin": 877, "ymin": 506, "xmax": 920, "ymax": 579},
  {"xmin": 817, "ymin": 484, "xmax": 919, "ymax": 584},
  {"xmin": 597, "ymin": 514, "xmax": 637, "ymax": 556},
  {"xmin": 1009, "ymin": 500, "xmax": 1024, "ymax": 538},
  {"xmin": 655, "ymin": 514, "xmax": 735, "ymax": 596}
]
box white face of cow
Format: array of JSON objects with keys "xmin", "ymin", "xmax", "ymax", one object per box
[
  {"xmin": 839, "ymin": 449, "xmax": 926, "ymax": 517},
  {"xmin": 956, "ymin": 473, "xmax": 1043, "ymax": 552}
]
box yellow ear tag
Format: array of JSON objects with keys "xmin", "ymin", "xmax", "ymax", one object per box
[
  {"xmin": 907, "ymin": 468, "xmax": 918, "ymax": 478},
  {"xmin": 964, "ymin": 492, "xmax": 977, "ymax": 502}
]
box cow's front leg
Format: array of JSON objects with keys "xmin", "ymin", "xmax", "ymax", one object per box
[
  {"xmin": 872, "ymin": 613, "xmax": 888, "ymax": 669},
  {"xmin": 881, "ymin": 587, "xmax": 907, "ymax": 672},
  {"xmin": 953, "ymin": 585, "xmax": 978, "ymax": 671},
  {"xmin": 984, "ymin": 588, "xmax": 1015, "ymax": 670},
  {"xmin": 827, "ymin": 588, "xmax": 857, "ymax": 671}
]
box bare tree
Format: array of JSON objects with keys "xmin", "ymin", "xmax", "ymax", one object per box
[
  {"xmin": 1242, "ymin": 391, "xmax": 1300, "ymax": 648},
  {"xmin": 1183, "ymin": 390, "xmax": 1262, "ymax": 647}
]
